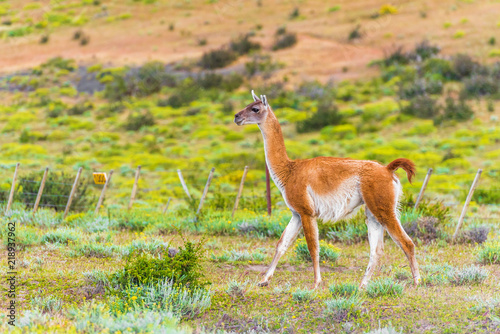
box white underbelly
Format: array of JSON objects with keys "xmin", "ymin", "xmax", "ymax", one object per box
[{"xmin": 307, "ymin": 179, "xmax": 362, "ymax": 222}]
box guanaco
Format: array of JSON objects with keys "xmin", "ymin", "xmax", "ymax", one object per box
[{"xmin": 234, "ymin": 91, "xmax": 421, "ymax": 289}]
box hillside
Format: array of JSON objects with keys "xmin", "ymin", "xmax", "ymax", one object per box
[{"xmin": 0, "ymin": 0, "xmax": 498, "ymax": 215}]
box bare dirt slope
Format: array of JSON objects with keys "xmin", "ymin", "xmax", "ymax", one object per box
[{"xmin": 1, "ymin": 0, "xmax": 500, "ymax": 80}]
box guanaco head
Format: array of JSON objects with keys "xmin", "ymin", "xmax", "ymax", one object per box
[{"xmin": 234, "ymin": 90, "xmax": 269, "ymax": 126}]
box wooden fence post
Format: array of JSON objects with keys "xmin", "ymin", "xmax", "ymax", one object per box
[
  {"xmin": 232, "ymin": 166, "xmax": 249, "ymax": 218},
  {"xmin": 5, "ymin": 163, "xmax": 20, "ymax": 214},
  {"xmin": 196, "ymin": 167, "xmax": 215, "ymax": 215},
  {"xmin": 414, "ymin": 168, "xmax": 433, "ymax": 210},
  {"xmin": 128, "ymin": 166, "xmax": 141, "ymax": 210},
  {"xmin": 177, "ymin": 169, "xmax": 192, "ymax": 200},
  {"xmin": 33, "ymin": 167, "xmax": 49, "ymax": 214},
  {"xmin": 95, "ymin": 170, "xmax": 114, "ymax": 215},
  {"xmin": 265, "ymin": 164, "xmax": 272, "ymax": 216},
  {"xmin": 452, "ymin": 169, "xmax": 482, "ymax": 241},
  {"xmin": 162, "ymin": 197, "xmax": 171, "ymax": 214},
  {"xmin": 63, "ymin": 167, "xmax": 83, "ymax": 219}
]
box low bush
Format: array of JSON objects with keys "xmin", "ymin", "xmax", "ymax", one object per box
[
  {"xmin": 109, "ymin": 236, "xmax": 207, "ymax": 289},
  {"xmin": 477, "ymin": 240, "xmax": 500, "ymax": 264},
  {"xmin": 70, "ymin": 243, "xmax": 121, "ymax": 258},
  {"xmin": 413, "ymin": 40, "xmax": 440, "ymax": 60},
  {"xmin": 463, "ymin": 75, "xmax": 499, "ymax": 97},
  {"xmin": 109, "ymin": 279, "xmax": 211, "ymax": 319},
  {"xmin": 324, "ymin": 295, "xmax": 363, "ymax": 321},
  {"xmin": 272, "ymin": 32, "xmax": 297, "ymax": 51},
  {"xmin": 366, "ymin": 278, "xmax": 404, "ymax": 297},
  {"xmin": 348, "ymin": 25, "xmax": 363, "ymax": 41},
  {"xmin": 452, "ymin": 54, "xmax": 479, "ymax": 79},
  {"xmin": 292, "ymin": 288, "xmax": 316, "ymax": 302},
  {"xmin": 294, "ymin": 238, "xmax": 340, "ymax": 262},
  {"xmin": 124, "ymin": 111, "xmax": 155, "ymax": 131},
  {"xmin": 296, "ymin": 97, "xmax": 342, "ymax": 133},
  {"xmin": 135, "ymin": 61, "xmax": 176, "ymax": 96},
  {"xmin": 42, "ymin": 228, "xmax": 79, "ymax": 244},
  {"xmin": 447, "ymin": 265, "xmax": 489, "ymax": 285},
  {"xmin": 402, "ymin": 95, "xmax": 440, "ymax": 119},
  {"xmin": 229, "ymin": 34, "xmax": 261, "ymax": 55},
  {"xmin": 437, "ymin": 95, "xmax": 474, "ymax": 123},
  {"xmin": 226, "ymin": 279, "xmax": 251, "ymax": 298},
  {"xmin": 403, "ymin": 216, "xmax": 441, "ymax": 244},
  {"xmin": 199, "ymin": 48, "xmax": 237, "ymax": 69},
  {"xmin": 67, "ymin": 101, "xmax": 93, "ymax": 116},
  {"xmin": 329, "ymin": 282, "xmax": 359, "ymax": 297},
  {"xmin": 327, "ymin": 219, "xmax": 367, "ymax": 244},
  {"xmin": 30, "ymin": 296, "xmax": 62, "ymax": 314},
  {"xmin": 455, "ymin": 226, "xmax": 490, "ymax": 244},
  {"xmin": 69, "ymin": 302, "xmax": 183, "ymax": 333}
]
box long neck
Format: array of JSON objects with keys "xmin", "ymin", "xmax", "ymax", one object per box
[{"xmin": 258, "ymin": 109, "xmax": 291, "ymax": 185}]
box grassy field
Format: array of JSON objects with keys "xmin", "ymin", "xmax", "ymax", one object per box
[
  {"xmin": 0, "ymin": 0, "xmax": 500, "ymax": 333},
  {"xmin": 0, "ymin": 205, "xmax": 499, "ymax": 333}
]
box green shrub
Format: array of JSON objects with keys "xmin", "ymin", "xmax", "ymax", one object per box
[
  {"xmin": 346, "ymin": 25, "xmax": 363, "ymax": 41},
  {"xmin": 292, "ymin": 288, "xmax": 316, "ymax": 302},
  {"xmin": 16, "ymin": 171, "xmax": 93, "ymax": 212},
  {"xmin": 296, "ymin": 97, "xmax": 342, "ymax": 133},
  {"xmin": 70, "ymin": 243, "xmax": 121, "ymax": 258},
  {"xmin": 422, "ymin": 58, "xmax": 455, "ymax": 80},
  {"xmin": 124, "ymin": 111, "xmax": 155, "ymax": 131},
  {"xmin": 245, "ymin": 54, "xmax": 283, "ymax": 77},
  {"xmin": 324, "ymin": 295, "xmax": 363, "ymax": 321},
  {"xmin": 199, "ymin": 48, "xmax": 237, "ymax": 69},
  {"xmin": 42, "ymin": 228, "xmax": 79, "ymax": 244},
  {"xmin": 329, "ymin": 282, "xmax": 359, "ymax": 297},
  {"xmin": 136, "ymin": 61, "xmax": 176, "ymax": 96},
  {"xmin": 447, "ymin": 265, "xmax": 489, "ymax": 285},
  {"xmin": 366, "ymin": 278, "xmax": 404, "ymax": 297},
  {"xmin": 110, "ymin": 236, "xmax": 207, "ymax": 289},
  {"xmin": 413, "ymin": 40, "xmax": 440, "ymax": 60},
  {"xmin": 452, "ymin": 54, "xmax": 479, "ymax": 79},
  {"xmin": 30, "ymin": 296, "xmax": 62, "ymax": 314},
  {"xmin": 294, "ymin": 238, "xmax": 340, "ymax": 262},
  {"xmin": 463, "ymin": 75, "xmax": 499, "ymax": 97},
  {"xmin": 402, "ymin": 95, "xmax": 440, "ymax": 119},
  {"xmin": 109, "ymin": 279, "xmax": 211, "ymax": 319},
  {"xmin": 455, "ymin": 226, "xmax": 489, "ymax": 245},
  {"xmin": 437, "ymin": 95, "xmax": 474, "ymax": 123},
  {"xmin": 472, "ymin": 188, "xmax": 500, "ymax": 204},
  {"xmin": 69, "ymin": 303, "xmax": 182, "ymax": 333},
  {"xmin": 160, "ymin": 78, "xmax": 201, "ymax": 108},
  {"xmin": 226, "ymin": 279, "xmax": 251, "ymax": 298},
  {"xmin": 229, "ymin": 34, "xmax": 261, "ymax": 55},
  {"xmin": 477, "ymin": 240, "xmax": 500, "ymax": 264},
  {"xmin": 272, "ymin": 32, "xmax": 297, "ymax": 51},
  {"xmin": 67, "ymin": 101, "xmax": 93, "ymax": 116}
]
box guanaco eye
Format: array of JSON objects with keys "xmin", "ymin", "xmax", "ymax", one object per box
[{"xmin": 251, "ymin": 107, "xmax": 259, "ymax": 113}]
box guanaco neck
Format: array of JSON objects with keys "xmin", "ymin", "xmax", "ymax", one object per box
[{"xmin": 258, "ymin": 108, "xmax": 292, "ymax": 187}]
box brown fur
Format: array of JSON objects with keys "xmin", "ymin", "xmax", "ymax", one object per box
[
  {"xmin": 234, "ymin": 96, "xmax": 421, "ymax": 289},
  {"xmin": 386, "ymin": 158, "xmax": 416, "ymax": 183}
]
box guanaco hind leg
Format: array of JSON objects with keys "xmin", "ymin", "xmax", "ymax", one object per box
[
  {"xmin": 360, "ymin": 209, "xmax": 385, "ymax": 288},
  {"xmin": 258, "ymin": 213, "xmax": 301, "ymax": 286},
  {"xmin": 362, "ymin": 182, "xmax": 421, "ymax": 286}
]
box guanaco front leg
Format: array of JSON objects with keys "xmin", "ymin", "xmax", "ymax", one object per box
[
  {"xmin": 300, "ymin": 214, "xmax": 321, "ymax": 289},
  {"xmin": 258, "ymin": 213, "xmax": 302, "ymax": 287}
]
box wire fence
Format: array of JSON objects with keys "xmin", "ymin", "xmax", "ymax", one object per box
[{"xmin": 0, "ymin": 164, "xmax": 499, "ymax": 225}]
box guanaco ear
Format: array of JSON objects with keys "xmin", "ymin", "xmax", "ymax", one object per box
[
  {"xmin": 251, "ymin": 90, "xmax": 260, "ymax": 102},
  {"xmin": 261, "ymin": 95, "xmax": 268, "ymax": 107}
]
